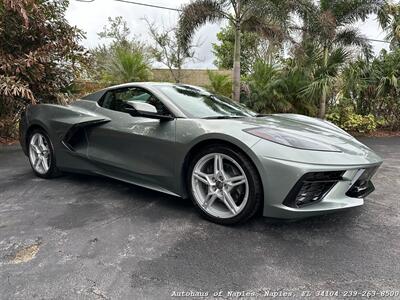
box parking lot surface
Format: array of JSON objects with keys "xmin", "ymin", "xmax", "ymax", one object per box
[{"xmin": 0, "ymin": 137, "xmax": 399, "ymax": 299}]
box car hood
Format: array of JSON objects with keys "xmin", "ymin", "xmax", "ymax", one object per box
[
  {"xmin": 225, "ymin": 114, "xmax": 374, "ymax": 156},
  {"xmin": 244, "ymin": 114, "xmax": 354, "ymax": 140}
]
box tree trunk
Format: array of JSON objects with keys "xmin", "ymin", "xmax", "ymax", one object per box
[
  {"xmin": 232, "ymin": 23, "xmax": 241, "ymax": 102},
  {"xmin": 319, "ymin": 88, "xmax": 327, "ymax": 119},
  {"xmin": 318, "ymin": 46, "xmax": 329, "ymax": 119},
  {"xmin": 176, "ymin": 66, "xmax": 181, "ymax": 84},
  {"xmin": 176, "ymin": 45, "xmax": 182, "ymax": 83},
  {"xmin": 232, "ymin": 1, "xmax": 241, "ymax": 102}
]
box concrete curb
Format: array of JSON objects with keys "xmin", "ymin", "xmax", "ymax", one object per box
[{"xmin": 0, "ymin": 143, "xmax": 21, "ymax": 152}]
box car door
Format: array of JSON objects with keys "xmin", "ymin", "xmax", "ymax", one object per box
[{"xmin": 86, "ymin": 86, "xmax": 178, "ymax": 194}]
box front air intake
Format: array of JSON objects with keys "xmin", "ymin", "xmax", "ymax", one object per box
[
  {"xmin": 283, "ymin": 171, "xmax": 345, "ymax": 208},
  {"xmin": 346, "ymin": 167, "xmax": 378, "ymax": 198}
]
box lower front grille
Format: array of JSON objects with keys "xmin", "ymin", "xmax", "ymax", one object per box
[
  {"xmin": 346, "ymin": 167, "xmax": 378, "ymax": 198},
  {"xmin": 283, "ymin": 171, "xmax": 344, "ymax": 208}
]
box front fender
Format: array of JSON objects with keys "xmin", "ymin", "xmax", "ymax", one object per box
[{"xmin": 175, "ymin": 119, "xmax": 264, "ymax": 198}]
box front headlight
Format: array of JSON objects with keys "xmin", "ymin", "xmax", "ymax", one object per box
[{"xmin": 244, "ymin": 127, "xmax": 342, "ymax": 152}]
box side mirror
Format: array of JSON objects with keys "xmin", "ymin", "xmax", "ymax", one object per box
[
  {"xmin": 127, "ymin": 101, "xmax": 157, "ymax": 114},
  {"xmin": 123, "ymin": 101, "xmax": 174, "ymax": 121}
]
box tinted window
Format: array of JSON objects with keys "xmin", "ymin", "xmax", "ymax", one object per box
[
  {"xmin": 100, "ymin": 87, "xmax": 170, "ymax": 116},
  {"xmin": 155, "ymin": 85, "xmax": 256, "ymax": 118}
]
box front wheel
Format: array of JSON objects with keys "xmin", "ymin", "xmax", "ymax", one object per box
[
  {"xmin": 187, "ymin": 145, "xmax": 263, "ymax": 225},
  {"xmin": 28, "ymin": 129, "xmax": 61, "ymax": 178}
]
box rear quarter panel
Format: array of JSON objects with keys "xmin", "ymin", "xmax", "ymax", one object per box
[{"xmin": 22, "ymin": 102, "xmax": 106, "ymax": 171}]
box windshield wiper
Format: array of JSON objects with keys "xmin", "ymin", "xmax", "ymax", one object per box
[
  {"xmin": 255, "ymin": 114, "xmax": 269, "ymax": 118},
  {"xmin": 202, "ymin": 116, "xmax": 244, "ymax": 120}
]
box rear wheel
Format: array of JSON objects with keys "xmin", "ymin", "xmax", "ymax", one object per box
[
  {"xmin": 187, "ymin": 145, "xmax": 262, "ymax": 225},
  {"xmin": 28, "ymin": 129, "xmax": 61, "ymax": 178}
]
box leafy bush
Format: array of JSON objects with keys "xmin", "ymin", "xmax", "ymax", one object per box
[
  {"xmin": 343, "ymin": 114, "xmax": 377, "ymax": 133},
  {"xmin": 0, "ymin": 0, "xmax": 88, "ymax": 140},
  {"xmin": 101, "ymin": 46, "xmax": 153, "ymax": 85},
  {"xmin": 327, "ymin": 107, "xmax": 377, "ymax": 133},
  {"xmin": 207, "ymin": 71, "xmax": 232, "ymax": 97}
]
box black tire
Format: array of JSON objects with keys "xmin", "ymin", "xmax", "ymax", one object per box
[
  {"xmin": 28, "ymin": 128, "xmax": 62, "ymax": 179},
  {"xmin": 187, "ymin": 144, "xmax": 263, "ymax": 225}
]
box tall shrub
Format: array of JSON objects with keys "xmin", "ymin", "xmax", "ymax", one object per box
[{"xmin": 0, "ymin": 0, "xmax": 87, "ymax": 113}]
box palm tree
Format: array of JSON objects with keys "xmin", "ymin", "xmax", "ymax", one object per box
[
  {"xmin": 300, "ymin": 0, "xmax": 383, "ymax": 118},
  {"xmin": 177, "ymin": 0, "xmax": 301, "ymax": 102},
  {"xmin": 301, "ymin": 44, "xmax": 350, "ymax": 115},
  {"xmin": 378, "ymin": 1, "xmax": 400, "ymax": 49}
]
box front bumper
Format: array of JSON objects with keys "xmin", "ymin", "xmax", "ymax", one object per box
[
  {"xmin": 19, "ymin": 110, "xmax": 29, "ymax": 155},
  {"xmin": 256, "ymin": 155, "xmax": 382, "ymax": 219}
]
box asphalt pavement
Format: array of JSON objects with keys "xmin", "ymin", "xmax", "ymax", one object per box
[{"xmin": 0, "ymin": 137, "xmax": 399, "ymax": 299}]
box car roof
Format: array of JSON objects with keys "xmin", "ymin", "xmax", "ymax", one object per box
[
  {"xmin": 106, "ymin": 82, "xmax": 174, "ymax": 89},
  {"xmin": 104, "ymin": 82, "xmax": 208, "ymax": 91}
]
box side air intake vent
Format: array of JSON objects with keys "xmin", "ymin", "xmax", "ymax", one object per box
[
  {"xmin": 63, "ymin": 127, "xmax": 87, "ymax": 151},
  {"xmin": 62, "ymin": 119, "xmax": 109, "ymax": 152}
]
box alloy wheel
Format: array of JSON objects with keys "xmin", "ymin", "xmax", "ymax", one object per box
[
  {"xmin": 29, "ymin": 133, "xmax": 51, "ymax": 174},
  {"xmin": 191, "ymin": 153, "xmax": 249, "ymax": 219}
]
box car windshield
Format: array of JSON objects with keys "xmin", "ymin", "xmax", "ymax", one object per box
[{"xmin": 155, "ymin": 85, "xmax": 257, "ymax": 119}]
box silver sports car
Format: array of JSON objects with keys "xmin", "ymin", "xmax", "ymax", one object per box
[{"xmin": 19, "ymin": 82, "xmax": 383, "ymax": 224}]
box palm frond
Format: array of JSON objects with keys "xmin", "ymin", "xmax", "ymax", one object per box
[
  {"xmin": 377, "ymin": 2, "xmax": 400, "ymax": 49},
  {"xmin": 334, "ymin": 0, "xmax": 384, "ymax": 25},
  {"xmin": 247, "ymin": 60, "xmax": 293, "ymax": 113},
  {"xmin": 327, "ymin": 47, "xmax": 350, "ymax": 71},
  {"xmin": 241, "ymin": 16, "xmax": 287, "ymax": 43},
  {"xmin": 301, "ymin": 75, "xmax": 336, "ymax": 100},
  {"xmin": 300, "ymin": 47, "xmax": 348, "ymax": 104},
  {"xmin": 178, "ymin": 0, "xmax": 226, "ymax": 53},
  {"xmin": 335, "ymin": 27, "xmax": 373, "ymax": 57},
  {"xmin": 377, "ymin": 2, "xmax": 392, "ymax": 29},
  {"xmin": 240, "ymin": 0, "xmax": 311, "ymax": 48}
]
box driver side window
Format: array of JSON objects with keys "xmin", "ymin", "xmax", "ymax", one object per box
[{"xmin": 100, "ymin": 87, "xmax": 171, "ymax": 116}]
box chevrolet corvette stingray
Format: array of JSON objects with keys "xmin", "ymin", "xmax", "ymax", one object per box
[{"xmin": 19, "ymin": 83, "xmax": 383, "ymax": 224}]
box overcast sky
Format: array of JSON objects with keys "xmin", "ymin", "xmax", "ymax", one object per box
[{"xmin": 66, "ymin": 0, "xmax": 390, "ymax": 69}]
